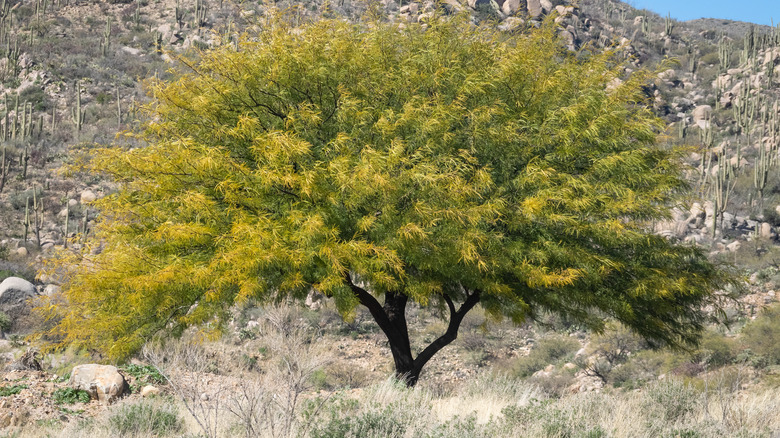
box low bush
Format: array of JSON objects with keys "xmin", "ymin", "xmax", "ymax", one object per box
[
  {"xmin": 52, "ymin": 387, "xmax": 91, "ymax": 405},
  {"xmin": 121, "ymin": 363, "xmax": 166, "ymax": 385},
  {"xmin": 0, "ymin": 311, "xmax": 10, "ymax": 332},
  {"xmin": 0, "ymin": 384, "xmax": 28, "ymax": 396},
  {"xmin": 740, "ymin": 304, "xmax": 780, "ymax": 366},
  {"xmin": 693, "ymin": 331, "xmax": 736, "ymax": 367},
  {"xmin": 108, "ymin": 400, "xmax": 182, "ymax": 437}
]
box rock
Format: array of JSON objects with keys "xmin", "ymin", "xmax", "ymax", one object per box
[
  {"xmin": 726, "ymin": 241, "xmax": 741, "ymax": 252},
  {"xmin": 121, "ymin": 46, "xmax": 142, "ymax": 56},
  {"xmin": 305, "ymin": 289, "xmax": 324, "ymax": 311},
  {"xmin": 721, "ymin": 212, "xmax": 735, "ymax": 228},
  {"xmin": 80, "ymin": 190, "xmax": 97, "ymax": 204},
  {"xmin": 539, "ymin": 0, "xmax": 552, "ymax": 13},
  {"xmin": 43, "ymin": 284, "xmax": 61, "ymax": 296},
  {"xmin": 658, "ymin": 69, "xmax": 676, "ymax": 81},
  {"xmin": 501, "ymin": 0, "xmax": 520, "ymax": 15},
  {"xmin": 498, "ymin": 16, "xmax": 524, "ymax": 31},
  {"xmin": 440, "ymin": 0, "xmax": 465, "ymax": 12},
  {"xmin": 692, "ymin": 105, "xmax": 712, "ymax": 124},
  {"xmin": 0, "ymin": 277, "xmax": 36, "ymax": 319},
  {"xmin": 140, "ymin": 385, "xmax": 160, "ymax": 397},
  {"xmin": 760, "ymin": 222, "xmax": 773, "ymax": 239},
  {"xmin": 15, "ymin": 247, "xmax": 27, "ymax": 257},
  {"xmin": 687, "ymin": 202, "xmax": 705, "ymax": 226},
  {"xmin": 70, "ymin": 364, "xmax": 128, "ymax": 404},
  {"xmin": 526, "ymin": 0, "xmax": 542, "ymax": 17},
  {"xmin": 684, "ymin": 234, "xmax": 704, "ymax": 244}
]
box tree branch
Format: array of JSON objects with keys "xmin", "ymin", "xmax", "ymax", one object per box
[
  {"xmin": 344, "ymin": 272, "xmax": 391, "ymax": 330},
  {"xmin": 413, "ymin": 289, "xmax": 482, "ymax": 372}
]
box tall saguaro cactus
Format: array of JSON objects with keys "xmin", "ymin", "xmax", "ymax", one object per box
[
  {"xmin": 71, "ymin": 80, "xmax": 85, "ymax": 133},
  {"xmin": 101, "ymin": 18, "xmax": 111, "ymax": 57},
  {"xmin": 0, "ymin": 144, "xmax": 8, "ymax": 193},
  {"xmin": 664, "ymin": 12, "xmax": 673, "ymax": 37},
  {"xmin": 711, "ymin": 143, "xmax": 737, "ymax": 237}
]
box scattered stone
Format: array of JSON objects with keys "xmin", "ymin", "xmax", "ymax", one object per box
[
  {"xmin": 80, "ymin": 190, "xmax": 97, "ymax": 204},
  {"xmin": 140, "ymin": 385, "xmax": 160, "ymax": 397},
  {"xmin": 726, "ymin": 241, "xmax": 741, "ymax": 252},
  {"xmin": 43, "ymin": 285, "xmax": 61, "ymax": 296}
]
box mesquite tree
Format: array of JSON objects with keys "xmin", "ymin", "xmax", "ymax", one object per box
[{"xmin": 41, "ymin": 15, "xmax": 730, "ymax": 386}]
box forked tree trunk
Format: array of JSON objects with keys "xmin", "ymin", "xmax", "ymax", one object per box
[{"xmin": 346, "ymin": 274, "xmax": 481, "ymax": 387}]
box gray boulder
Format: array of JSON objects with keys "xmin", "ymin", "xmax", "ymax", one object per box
[
  {"xmin": 0, "ymin": 277, "xmax": 36, "ymax": 330},
  {"xmin": 70, "ymin": 364, "xmax": 128, "ymax": 404}
]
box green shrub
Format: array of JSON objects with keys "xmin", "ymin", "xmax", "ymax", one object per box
[
  {"xmin": 0, "ymin": 311, "xmax": 10, "ymax": 332},
  {"xmin": 121, "ymin": 364, "xmax": 166, "ymax": 385},
  {"xmin": 108, "ymin": 401, "xmax": 182, "ymax": 437},
  {"xmin": 52, "ymin": 387, "xmax": 91, "ymax": 404},
  {"xmin": 0, "ymin": 384, "xmax": 28, "ymax": 396},
  {"xmin": 740, "ymin": 304, "xmax": 780, "ymax": 366},
  {"xmin": 512, "ymin": 335, "xmax": 580, "ymax": 377},
  {"xmin": 9, "ymin": 187, "xmax": 44, "ymax": 210},
  {"xmin": 693, "ymin": 331, "xmax": 736, "ymax": 367},
  {"xmin": 643, "ymin": 379, "xmax": 699, "ymax": 424},
  {"xmin": 310, "ymin": 405, "xmax": 410, "ymax": 438},
  {"xmin": 501, "ymin": 400, "xmax": 606, "ymax": 438}
]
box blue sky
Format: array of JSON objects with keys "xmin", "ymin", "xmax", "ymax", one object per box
[{"xmin": 627, "ymin": 0, "xmax": 779, "ymax": 26}]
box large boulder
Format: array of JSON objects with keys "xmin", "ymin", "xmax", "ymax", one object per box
[
  {"xmin": 693, "ymin": 105, "xmax": 712, "ymax": 129},
  {"xmin": 501, "ymin": 0, "xmax": 520, "ymax": 15},
  {"xmin": 0, "ymin": 277, "xmax": 36, "ymax": 329},
  {"xmin": 526, "ymin": 0, "xmax": 542, "ymax": 17},
  {"xmin": 69, "ymin": 364, "xmax": 128, "ymax": 404}
]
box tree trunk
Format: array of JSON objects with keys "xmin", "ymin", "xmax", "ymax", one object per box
[{"xmin": 346, "ymin": 274, "xmax": 481, "ymax": 387}]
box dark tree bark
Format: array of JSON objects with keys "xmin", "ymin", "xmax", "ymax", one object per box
[{"xmin": 346, "ymin": 273, "xmax": 481, "ymax": 386}]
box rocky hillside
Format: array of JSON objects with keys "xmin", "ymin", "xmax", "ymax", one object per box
[{"xmin": 0, "ymin": 0, "xmax": 776, "ymax": 267}]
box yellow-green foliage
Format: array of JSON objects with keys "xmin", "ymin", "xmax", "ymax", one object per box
[{"xmin": 39, "ymin": 14, "xmax": 730, "ymax": 360}]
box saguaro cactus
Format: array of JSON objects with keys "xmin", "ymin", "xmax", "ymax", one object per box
[
  {"xmin": 71, "ymin": 80, "xmax": 85, "ymax": 133},
  {"xmin": 101, "ymin": 18, "xmax": 111, "ymax": 57},
  {"xmin": 0, "ymin": 144, "xmax": 8, "ymax": 193}
]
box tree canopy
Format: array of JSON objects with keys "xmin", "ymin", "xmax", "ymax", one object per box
[{"xmin": 41, "ymin": 14, "xmax": 731, "ymax": 385}]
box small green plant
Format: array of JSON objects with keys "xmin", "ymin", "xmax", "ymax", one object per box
[
  {"xmin": 108, "ymin": 400, "xmax": 183, "ymax": 437},
  {"xmin": 121, "ymin": 364, "xmax": 166, "ymax": 385},
  {"xmin": 59, "ymin": 407, "xmax": 86, "ymax": 415},
  {"xmin": 0, "ymin": 311, "xmax": 10, "ymax": 333},
  {"xmin": 0, "ymin": 384, "xmax": 28, "ymax": 396},
  {"xmin": 52, "ymin": 387, "xmax": 91, "ymax": 404}
]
